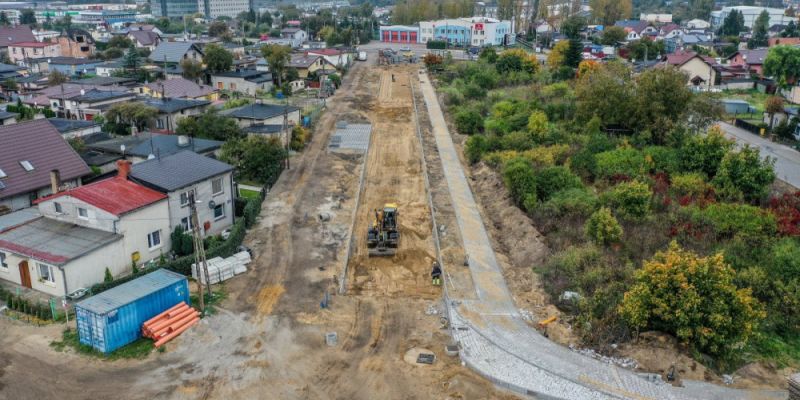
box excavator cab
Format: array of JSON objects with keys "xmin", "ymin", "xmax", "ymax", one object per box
[{"xmin": 367, "ymin": 203, "xmax": 400, "ymax": 256}]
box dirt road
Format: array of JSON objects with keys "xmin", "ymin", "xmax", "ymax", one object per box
[{"xmin": 0, "ymin": 60, "xmax": 517, "ymax": 400}]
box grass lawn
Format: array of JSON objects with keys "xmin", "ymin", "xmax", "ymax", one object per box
[
  {"xmin": 50, "ymin": 329, "xmax": 155, "ymax": 360},
  {"xmin": 722, "ymin": 89, "xmax": 770, "ymax": 113},
  {"xmin": 238, "ymin": 188, "xmax": 261, "ymax": 200}
]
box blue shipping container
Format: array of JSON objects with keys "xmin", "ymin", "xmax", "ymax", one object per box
[{"xmin": 75, "ymin": 269, "xmax": 190, "ymax": 354}]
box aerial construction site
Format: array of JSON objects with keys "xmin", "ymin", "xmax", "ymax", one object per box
[{"xmin": 0, "ymin": 50, "xmax": 790, "ymax": 400}]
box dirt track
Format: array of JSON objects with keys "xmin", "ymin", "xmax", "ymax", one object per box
[{"xmin": 0, "ymin": 59, "xmax": 518, "ymax": 400}]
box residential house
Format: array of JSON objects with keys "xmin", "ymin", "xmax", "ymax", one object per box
[
  {"xmin": 222, "ymin": 42, "xmax": 245, "ymax": 56},
  {"xmin": 0, "ymin": 63, "xmax": 24, "ymax": 81},
  {"xmin": 21, "ymin": 83, "xmax": 124, "ymax": 107},
  {"xmin": 0, "ymin": 111, "xmax": 17, "ymax": 125},
  {"xmin": 127, "ymin": 29, "xmax": 161, "ymax": 51},
  {"xmin": 47, "ymin": 118, "xmax": 102, "ymax": 139},
  {"xmin": 210, "ymin": 69, "xmax": 273, "ymax": 95},
  {"xmin": 149, "ymin": 42, "xmax": 204, "ymax": 65},
  {"xmin": 77, "ymin": 76, "xmax": 139, "ymax": 88},
  {"xmin": 139, "ymin": 98, "xmax": 211, "ymax": 134},
  {"xmin": 32, "ymin": 29, "xmax": 60, "ymax": 43},
  {"xmin": 130, "ymin": 150, "xmax": 235, "ymax": 236},
  {"xmin": 50, "ymin": 88, "xmax": 136, "ymax": 121},
  {"xmin": 663, "ymin": 51, "xmax": 719, "ymax": 88},
  {"xmin": 0, "ymin": 119, "xmax": 91, "ymax": 213},
  {"xmin": 44, "ymin": 57, "xmax": 105, "ymax": 77},
  {"xmin": 614, "ymin": 20, "xmax": 656, "ymax": 42},
  {"xmin": 0, "ymin": 25, "xmax": 36, "ymax": 56},
  {"xmin": 658, "ymin": 24, "xmax": 683, "ymax": 40},
  {"xmin": 1, "ymin": 162, "xmax": 172, "ymax": 296},
  {"xmin": 140, "ymin": 78, "xmax": 218, "ymax": 101},
  {"xmin": 280, "ymin": 28, "xmax": 308, "ymax": 47},
  {"xmin": 88, "ymin": 134, "xmax": 223, "ymax": 164},
  {"xmin": 727, "ymin": 48, "xmax": 768, "ymax": 77},
  {"xmin": 307, "ymin": 48, "xmax": 352, "ymax": 69},
  {"xmin": 8, "ymin": 42, "xmax": 60, "ymax": 65},
  {"xmin": 95, "ymin": 59, "xmax": 125, "ymax": 77},
  {"xmin": 287, "ymin": 54, "xmax": 336, "ymax": 78},
  {"xmin": 56, "ymin": 29, "xmax": 95, "ymax": 58},
  {"xmin": 222, "ymin": 103, "xmax": 301, "ymax": 128}
]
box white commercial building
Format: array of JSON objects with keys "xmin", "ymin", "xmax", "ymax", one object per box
[
  {"xmin": 198, "ymin": 0, "xmax": 250, "ymax": 19},
  {"xmin": 711, "ymin": 6, "xmax": 795, "ymax": 29},
  {"xmin": 418, "ymin": 17, "xmax": 513, "ymax": 47}
]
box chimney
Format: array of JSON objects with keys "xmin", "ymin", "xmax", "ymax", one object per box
[
  {"xmin": 116, "ymin": 160, "xmax": 132, "ymax": 179},
  {"xmin": 50, "ymin": 169, "xmax": 61, "ymax": 193}
]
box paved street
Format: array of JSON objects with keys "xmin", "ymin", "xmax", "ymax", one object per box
[
  {"xmin": 419, "ymin": 73, "xmax": 786, "ymax": 400},
  {"xmin": 719, "ymin": 122, "xmax": 800, "ymax": 189}
]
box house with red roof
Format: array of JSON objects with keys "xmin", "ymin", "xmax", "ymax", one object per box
[
  {"xmin": 662, "ymin": 51, "xmax": 720, "ymax": 88},
  {"xmin": 0, "ymin": 160, "xmax": 171, "ymax": 296}
]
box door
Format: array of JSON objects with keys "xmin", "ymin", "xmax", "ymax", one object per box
[{"xmin": 19, "ymin": 261, "xmax": 31, "ymax": 288}]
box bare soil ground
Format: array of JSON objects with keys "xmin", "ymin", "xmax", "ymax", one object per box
[{"xmin": 0, "ymin": 60, "xmax": 517, "ymax": 400}]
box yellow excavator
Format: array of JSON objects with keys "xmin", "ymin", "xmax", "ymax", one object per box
[{"xmin": 367, "ymin": 203, "xmax": 400, "ymax": 256}]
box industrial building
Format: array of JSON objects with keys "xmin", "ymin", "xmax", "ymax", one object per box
[{"xmin": 380, "ymin": 17, "xmax": 514, "ymax": 47}]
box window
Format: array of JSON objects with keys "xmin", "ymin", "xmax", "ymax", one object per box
[
  {"xmin": 211, "ymin": 177, "xmax": 223, "ymax": 195},
  {"xmin": 181, "ymin": 216, "xmax": 193, "ymax": 231},
  {"xmin": 213, "ymin": 203, "xmax": 225, "ymax": 220},
  {"xmin": 54, "ymin": 202, "xmax": 63, "ymax": 214},
  {"xmin": 19, "ymin": 160, "xmax": 34, "ymax": 171},
  {"xmin": 147, "ymin": 230, "xmax": 162, "ymax": 249},
  {"xmin": 38, "ymin": 263, "xmax": 54, "ymax": 283},
  {"xmin": 0, "ymin": 252, "xmax": 7, "ymax": 269},
  {"xmin": 156, "ymin": 118, "xmax": 164, "ymax": 129},
  {"xmin": 180, "ymin": 190, "xmax": 194, "ymax": 206},
  {"xmin": 77, "ymin": 207, "xmax": 88, "ymax": 219}
]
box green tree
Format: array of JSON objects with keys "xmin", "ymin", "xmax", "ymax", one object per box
[
  {"xmin": 203, "ymin": 43, "xmax": 233, "ymax": 73},
  {"xmin": 108, "ymin": 35, "xmax": 133, "ymax": 49},
  {"xmin": 748, "ymin": 10, "xmax": 770, "ymax": 49},
  {"xmin": 123, "ymin": 44, "xmax": 141, "ymax": 72},
  {"xmin": 208, "ymin": 20, "xmax": 229, "ymax": 37},
  {"xmin": 175, "ymin": 108, "xmax": 243, "ymax": 141},
  {"xmin": 47, "ymin": 70, "xmax": 68, "ymax": 86},
  {"xmin": 575, "ymin": 61, "xmax": 633, "ymax": 127},
  {"xmin": 0, "ymin": 11, "xmax": 9, "ymax": 26},
  {"xmin": 681, "ymin": 126, "xmax": 735, "ymax": 178},
  {"xmin": 261, "ymin": 44, "xmax": 291, "ymax": 87},
  {"xmin": 689, "ymin": 0, "xmax": 714, "ymax": 19},
  {"xmin": 479, "ymin": 47, "xmax": 498, "ymax": 63},
  {"xmin": 780, "ymin": 20, "xmax": 799, "ymax": 38},
  {"xmin": 589, "ymin": 0, "xmax": 631, "ymax": 25},
  {"xmin": 220, "ymin": 136, "xmax": 287, "ymax": 184},
  {"xmin": 502, "ymin": 157, "xmax": 537, "ymax": 208},
  {"xmin": 719, "ymin": 9, "xmax": 745, "ymax": 36},
  {"xmin": 19, "ymin": 8, "xmax": 35, "ymax": 25},
  {"xmin": 619, "ymin": 243, "xmax": 764, "ymax": 356},
  {"xmin": 105, "ymin": 102, "xmax": 158, "ymax": 135},
  {"xmin": 632, "ymin": 66, "xmax": 692, "ymax": 144},
  {"xmin": 585, "ymin": 207, "xmax": 623, "ymax": 245},
  {"xmin": 180, "ymin": 59, "xmax": 205, "ymax": 80},
  {"xmin": 454, "ymin": 108, "xmax": 483, "ymax": 135},
  {"xmin": 601, "ymin": 26, "xmax": 627, "ymax": 46},
  {"xmin": 170, "ymin": 226, "xmax": 194, "ymax": 256},
  {"xmin": 604, "ymin": 180, "xmax": 651, "ymax": 219},
  {"xmin": 533, "ymin": 166, "xmax": 583, "ymax": 202},
  {"xmin": 765, "ymin": 96, "xmax": 784, "ymax": 129},
  {"xmin": 713, "ymin": 145, "xmax": 775, "ymax": 203},
  {"xmin": 763, "ymin": 45, "xmax": 800, "ymax": 89}
]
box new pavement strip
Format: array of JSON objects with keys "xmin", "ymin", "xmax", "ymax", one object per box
[{"xmin": 418, "ymin": 72, "xmax": 787, "ymax": 400}]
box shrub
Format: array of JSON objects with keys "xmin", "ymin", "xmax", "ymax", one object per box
[
  {"xmin": 454, "ymin": 109, "xmax": 483, "ymax": 135},
  {"xmin": 713, "ymin": 145, "xmax": 776, "ymax": 203},
  {"xmin": 462, "ymin": 82, "xmax": 487, "ymax": 100},
  {"xmin": 520, "ymin": 144, "xmax": 571, "ymax": 167},
  {"xmin": 686, "ymin": 203, "xmax": 777, "ymax": 241},
  {"xmin": 500, "ymin": 131, "xmax": 535, "ymax": 151},
  {"xmin": 440, "ymin": 86, "xmax": 464, "ymax": 106},
  {"xmin": 619, "ymin": 242, "xmax": 765, "ymax": 357},
  {"xmin": 643, "ymin": 146, "xmax": 680, "ymax": 175},
  {"xmin": 502, "ymin": 157, "xmax": 537, "ymax": 206},
  {"xmin": 595, "ymin": 147, "xmax": 646, "ymax": 180},
  {"xmin": 604, "ymin": 180, "xmax": 652, "ymax": 219},
  {"xmin": 539, "ymin": 244, "xmax": 603, "ymax": 298},
  {"xmin": 769, "ymin": 238, "xmax": 800, "ymax": 280},
  {"xmin": 570, "ymin": 133, "xmax": 617, "ymax": 179},
  {"xmin": 533, "ymin": 165, "xmax": 583, "ymax": 202},
  {"xmin": 465, "ymin": 135, "xmax": 490, "ymax": 164},
  {"xmin": 671, "ymin": 172, "xmax": 708, "ymax": 198},
  {"xmin": 540, "ymin": 187, "xmax": 598, "ymax": 218},
  {"xmin": 103, "ymin": 268, "xmax": 113, "ymax": 283},
  {"xmin": 527, "ymin": 110, "xmax": 549, "ymax": 141},
  {"xmin": 471, "ymin": 68, "xmax": 498, "ymax": 90},
  {"xmin": 680, "ymin": 126, "xmax": 734, "ymax": 178},
  {"xmin": 585, "ymin": 207, "xmax": 623, "ymax": 245}
]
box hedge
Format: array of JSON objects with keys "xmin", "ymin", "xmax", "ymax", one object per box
[
  {"xmin": 88, "ymin": 193, "xmax": 265, "ymax": 295},
  {"xmin": 426, "ymin": 40, "xmax": 447, "ymax": 50},
  {"xmin": 0, "ymin": 285, "xmax": 66, "ymax": 322}
]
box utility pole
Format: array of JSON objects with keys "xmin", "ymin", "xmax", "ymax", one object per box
[
  {"xmin": 188, "ymin": 192, "xmax": 211, "ymax": 313},
  {"xmin": 283, "ymin": 102, "xmax": 290, "ymax": 170}
]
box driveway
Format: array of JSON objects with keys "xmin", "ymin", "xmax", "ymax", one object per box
[{"xmin": 718, "ymin": 122, "xmax": 800, "ymax": 189}]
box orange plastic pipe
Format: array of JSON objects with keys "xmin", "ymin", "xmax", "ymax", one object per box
[
  {"xmin": 143, "ymin": 305, "xmax": 190, "ymax": 334},
  {"xmin": 154, "ymin": 317, "xmax": 199, "ymax": 347},
  {"xmin": 143, "ymin": 303, "xmax": 186, "ymax": 327},
  {"xmin": 145, "ymin": 307, "xmax": 194, "ymax": 335},
  {"xmin": 151, "ymin": 311, "xmax": 199, "ymax": 339}
]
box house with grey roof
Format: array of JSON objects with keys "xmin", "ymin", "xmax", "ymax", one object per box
[
  {"xmin": 149, "ymin": 41, "xmax": 204, "ymax": 65},
  {"xmin": 139, "ymin": 97, "xmax": 211, "ymax": 134},
  {"xmin": 88, "ymin": 133, "xmax": 224, "ymax": 164},
  {"xmin": 0, "ymin": 111, "xmax": 17, "ymax": 126},
  {"xmin": 130, "ymin": 150, "xmax": 235, "ymax": 236},
  {"xmin": 280, "ymin": 28, "xmax": 308, "ymax": 47},
  {"xmin": 127, "ymin": 29, "xmax": 161, "ymax": 51},
  {"xmin": 140, "ymin": 77, "xmax": 218, "ymax": 100},
  {"xmin": 210, "ymin": 69, "xmax": 273, "ymax": 95},
  {"xmin": 221, "ymin": 102, "xmax": 301, "ymax": 129},
  {"xmin": 96, "ymin": 59, "xmax": 126, "ymax": 77},
  {"xmin": 47, "ymin": 117, "xmax": 102, "ymax": 139},
  {"xmin": 51, "ymin": 88, "xmax": 136, "ymax": 120},
  {"xmin": 0, "ymin": 119, "xmax": 91, "ymax": 213}
]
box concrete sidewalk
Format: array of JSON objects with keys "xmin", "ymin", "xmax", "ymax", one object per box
[{"xmin": 418, "ymin": 73, "xmax": 786, "ymax": 400}]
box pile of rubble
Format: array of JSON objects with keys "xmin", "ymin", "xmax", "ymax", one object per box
[{"xmin": 569, "ymin": 345, "xmax": 639, "ymax": 370}]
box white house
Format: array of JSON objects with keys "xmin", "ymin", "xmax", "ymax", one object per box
[
  {"xmin": 280, "ymin": 28, "xmax": 308, "ymax": 47},
  {"xmin": 0, "ymin": 161, "xmax": 170, "ymax": 297}
]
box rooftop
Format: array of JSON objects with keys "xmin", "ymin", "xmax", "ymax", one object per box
[
  {"xmin": 0, "ymin": 111, "xmax": 17, "ymax": 120},
  {"xmin": 77, "ymin": 76, "xmax": 137, "ymax": 86},
  {"xmin": 245, "ymin": 124, "xmax": 284, "ymax": 135},
  {"xmin": 144, "ymin": 78, "xmax": 216, "ymax": 99},
  {"xmin": 0, "ymin": 218, "xmax": 122, "ymax": 266},
  {"xmin": 140, "ymin": 97, "xmax": 210, "ymax": 113},
  {"xmin": 76, "ymin": 269, "xmax": 186, "ymax": 314},
  {"xmin": 88, "ymin": 133, "xmax": 223, "ymax": 158},
  {"xmin": 38, "ymin": 175, "xmax": 167, "ymax": 217},
  {"xmin": 222, "ymin": 103, "xmax": 300, "ymax": 120},
  {"xmin": 130, "ymin": 150, "xmax": 233, "ymax": 192},
  {"xmin": 41, "ymin": 57, "xmax": 103, "ymax": 66},
  {"xmin": 0, "ymin": 207, "xmax": 40, "ymax": 233},
  {"xmin": 0, "ymin": 119, "xmax": 91, "ymax": 200},
  {"xmin": 0, "ymin": 25, "xmax": 35, "ymax": 47},
  {"xmin": 149, "ymin": 41, "xmax": 203, "ymax": 64},
  {"xmin": 47, "ymin": 118, "xmax": 100, "ymax": 134},
  {"xmin": 70, "ymin": 89, "xmax": 132, "ymax": 103}
]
